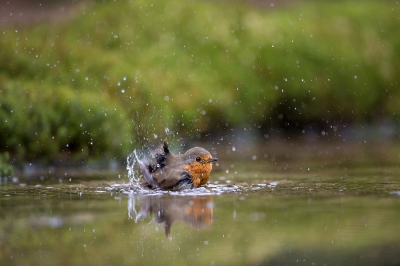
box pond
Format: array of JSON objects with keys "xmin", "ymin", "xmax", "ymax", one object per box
[{"xmin": 1, "ymin": 141, "xmax": 400, "ymax": 266}]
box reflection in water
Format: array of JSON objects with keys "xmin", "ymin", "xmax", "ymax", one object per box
[{"xmin": 128, "ymin": 195, "xmax": 213, "ymax": 236}]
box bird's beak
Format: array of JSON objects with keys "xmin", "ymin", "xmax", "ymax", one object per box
[{"xmin": 208, "ymin": 157, "xmax": 218, "ymax": 162}]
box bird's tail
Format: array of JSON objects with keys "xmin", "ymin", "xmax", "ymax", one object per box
[
  {"xmin": 163, "ymin": 138, "xmax": 169, "ymax": 154},
  {"xmin": 154, "ymin": 138, "xmax": 169, "ymax": 169}
]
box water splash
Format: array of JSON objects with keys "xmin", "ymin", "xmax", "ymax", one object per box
[
  {"xmin": 127, "ymin": 110, "xmax": 177, "ymax": 186},
  {"xmin": 126, "ymin": 150, "xmax": 137, "ymax": 186},
  {"xmin": 127, "ymin": 149, "xmax": 148, "ymax": 187}
]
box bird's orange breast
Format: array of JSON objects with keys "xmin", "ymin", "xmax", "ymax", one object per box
[{"xmin": 183, "ymin": 157, "xmax": 214, "ymax": 187}]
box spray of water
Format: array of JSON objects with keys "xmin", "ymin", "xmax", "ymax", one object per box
[
  {"xmin": 127, "ymin": 105, "xmax": 177, "ymax": 189},
  {"xmin": 126, "ymin": 150, "xmax": 138, "ymax": 186},
  {"xmin": 127, "ymin": 110, "xmax": 173, "ymax": 187},
  {"xmin": 127, "ymin": 148, "xmax": 151, "ymax": 188}
]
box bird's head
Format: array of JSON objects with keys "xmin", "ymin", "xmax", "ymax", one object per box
[{"xmin": 183, "ymin": 147, "xmax": 218, "ymax": 187}]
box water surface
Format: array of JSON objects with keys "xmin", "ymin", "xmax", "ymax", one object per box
[{"xmin": 1, "ymin": 145, "xmax": 400, "ymax": 266}]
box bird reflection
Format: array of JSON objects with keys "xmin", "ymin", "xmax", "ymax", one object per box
[{"xmin": 129, "ymin": 195, "xmax": 214, "ymax": 236}]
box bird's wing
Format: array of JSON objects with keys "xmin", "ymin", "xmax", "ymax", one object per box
[
  {"xmin": 138, "ymin": 160, "xmax": 158, "ymax": 188},
  {"xmin": 153, "ymin": 167, "xmax": 192, "ymax": 190}
]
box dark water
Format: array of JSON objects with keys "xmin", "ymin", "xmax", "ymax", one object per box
[{"xmin": 1, "ymin": 144, "xmax": 400, "ymax": 266}]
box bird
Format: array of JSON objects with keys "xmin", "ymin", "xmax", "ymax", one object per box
[{"xmin": 138, "ymin": 139, "xmax": 218, "ymax": 191}]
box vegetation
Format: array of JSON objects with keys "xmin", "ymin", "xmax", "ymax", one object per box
[
  {"xmin": 0, "ymin": 0, "xmax": 399, "ymax": 164},
  {"xmin": 0, "ymin": 152, "xmax": 13, "ymax": 177}
]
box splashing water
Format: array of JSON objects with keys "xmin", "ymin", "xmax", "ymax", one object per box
[
  {"xmin": 127, "ymin": 109, "xmax": 176, "ymax": 186},
  {"xmin": 127, "ymin": 146, "xmax": 158, "ymax": 190},
  {"xmin": 126, "ymin": 151, "xmax": 136, "ymax": 185},
  {"xmin": 126, "ymin": 149, "xmax": 145, "ymax": 187}
]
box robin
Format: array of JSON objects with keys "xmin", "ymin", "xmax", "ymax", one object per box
[{"xmin": 138, "ymin": 139, "xmax": 218, "ymax": 191}]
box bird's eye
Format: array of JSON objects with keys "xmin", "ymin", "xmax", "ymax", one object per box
[{"xmin": 195, "ymin": 157, "xmax": 201, "ymax": 162}]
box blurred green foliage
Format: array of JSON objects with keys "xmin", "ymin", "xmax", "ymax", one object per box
[
  {"xmin": 0, "ymin": 0, "xmax": 399, "ymax": 163},
  {"xmin": 0, "ymin": 152, "xmax": 13, "ymax": 176},
  {"xmin": 0, "ymin": 77, "xmax": 131, "ymax": 163}
]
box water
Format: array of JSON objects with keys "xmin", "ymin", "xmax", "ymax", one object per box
[{"xmin": 1, "ymin": 142, "xmax": 400, "ymax": 265}]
